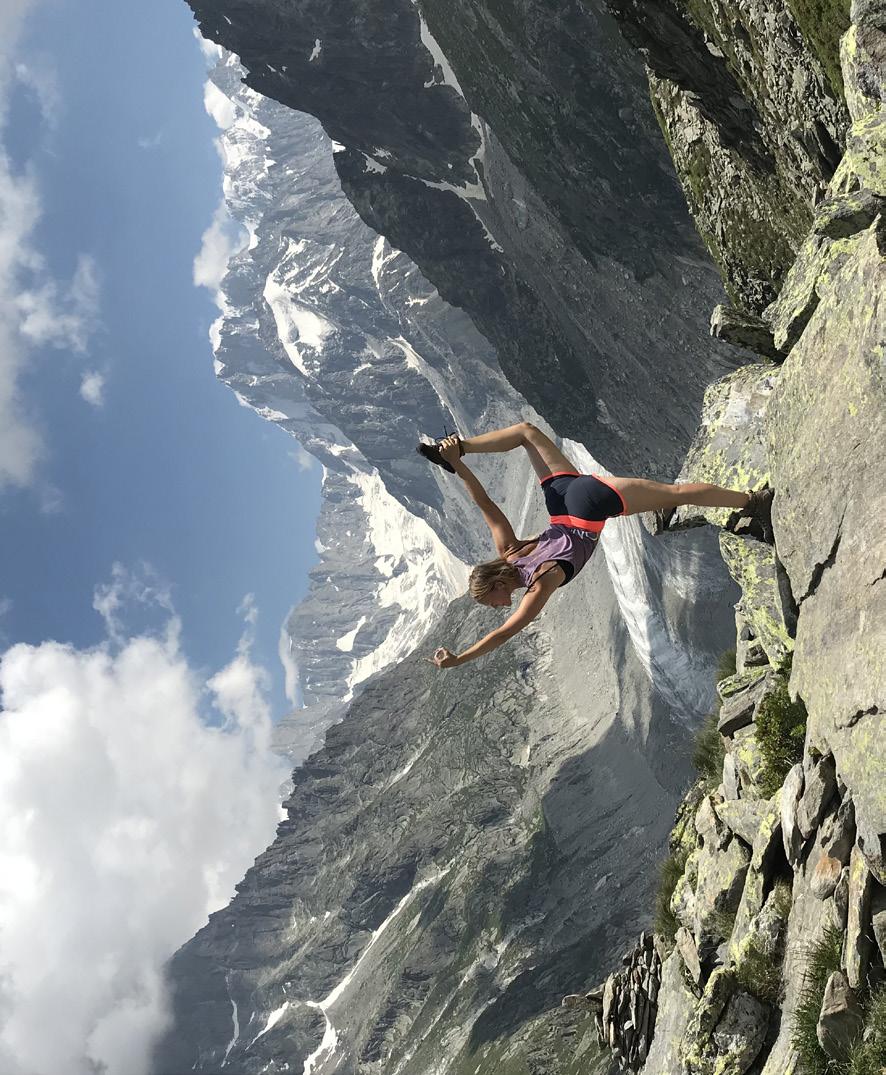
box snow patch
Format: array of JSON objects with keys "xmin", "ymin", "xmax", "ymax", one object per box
[
  {"xmin": 263, "ymin": 273, "xmax": 334, "ymax": 376},
  {"xmin": 335, "ymin": 617, "xmax": 366, "ymax": 653},
  {"xmin": 344, "ymin": 471, "xmax": 468, "ymax": 690},
  {"xmin": 221, "ymin": 975, "xmax": 240, "ymax": 1067},
  {"xmin": 309, "ymin": 39, "xmax": 322, "ymax": 62},
  {"xmin": 301, "ymin": 866, "xmax": 453, "ymax": 1074},
  {"xmin": 249, "ymin": 1001, "xmax": 291, "ymax": 1046}
]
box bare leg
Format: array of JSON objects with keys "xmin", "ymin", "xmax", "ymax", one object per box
[
  {"xmin": 460, "ymin": 422, "xmax": 577, "ymax": 480},
  {"xmin": 605, "ymin": 476, "xmax": 750, "ymax": 516}
]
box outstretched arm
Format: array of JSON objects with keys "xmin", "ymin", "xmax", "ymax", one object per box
[
  {"xmin": 439, "ymin": 438, "xmax": 519, "ymax": 556},
  {"xmin": 430, "ymin": 572, "xmax": 560, "ymax": 668}
]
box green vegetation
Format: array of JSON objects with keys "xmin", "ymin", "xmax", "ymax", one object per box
[
  {"xmin": 693, "ymin": 711, "xmax": 727, "ymax": 789},
  {"xmin": 717, "ymin": 648, "xmax": 738, "ymax": 682},
  {"xmin": 849, "ymin": 984, "xmax": 886, "ymax": 1075},
  {"xmin": 655, "ymin": 848, "xmax": 690, "ymax": 948},
  {"xmin": 755, "ymin": 673, "xmax": 808, "ymax": 796},
  {"xmin": 792, "ymin": 925, "xmax": 845, "ymax": 1074},
  {"xmin": 734, "ymin": 882, "xmax": 793, "ymax": 1004},
  {"xmin": 792, "ymin": 926, "xmax": 886, "ymax": 1075},
  {"xmin": 785, "ymin": 0, "xmax": 852, "ymax": 100}
]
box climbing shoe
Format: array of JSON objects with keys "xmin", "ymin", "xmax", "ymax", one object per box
[
  {"xmin": 726, "ymin": 485, "xmax": 774, "ymax": 543},
  {"xmin": 416, "ymin": 436, "xmax": 463, "ymax": 474}
]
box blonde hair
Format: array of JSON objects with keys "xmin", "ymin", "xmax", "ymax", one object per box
[{"xmin": 468, "ymin": 558, "xmax": 520, "ymax": 600}]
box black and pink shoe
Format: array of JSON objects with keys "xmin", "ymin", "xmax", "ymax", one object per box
[{"xmin": 416, "ymin": 435, "xmax": 464, "ymax": 474}]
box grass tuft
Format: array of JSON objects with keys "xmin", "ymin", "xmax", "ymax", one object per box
[
  {"xmin": 655, "ymin": 848, "xmax": 690, "ymax": 949},
  {"xmin": 848, "ymin": 983, "xmax": 886, "ymax": 1075},
  {"xmin": 717, "ymin": 648, "xmax": 738, "ymax": 682},
  {"xmin": 792, "ymin": 925, "xmax": 844, "ymax": 1075},
  {"xmin": 755, "ymin": 674, "xmax": 808, "ymax": 797},
  {"xmin": 693, "ymin": 711, "xmax": 727, "ymax": 789},
  {"xmin": 734, "ymin": 882, "xmax": 793, "ymax": 1005}
]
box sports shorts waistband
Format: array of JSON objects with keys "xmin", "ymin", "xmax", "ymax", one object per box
[
  {"xmin": 549, "ymin": 514, "xmax": 606, "ymax": 533},
  {"xmin": 539, "ymin": 471, "xmax": 580, "ymax": 485}
]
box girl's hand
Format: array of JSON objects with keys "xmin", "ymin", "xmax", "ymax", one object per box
[
  {"xmin": 427, "ymin": 647, "xmax": 460, "ymax": 669},
  {"xmin": 439, "ymin": 435, "xmax": 462, "ymax": 468}
]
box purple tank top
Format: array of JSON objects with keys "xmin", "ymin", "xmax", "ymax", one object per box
[{"xmin": 510, "ymin": 524, "xmax": 601, "ymax": 588}]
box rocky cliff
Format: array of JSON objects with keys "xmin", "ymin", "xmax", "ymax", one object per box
[
  {"xmin": 581, "ymin": 1, "xmax": 885, "ymax": 1070},
  {"xmin": 151, "ymin": 0, "xmax": 883, "ymax": 1072}
]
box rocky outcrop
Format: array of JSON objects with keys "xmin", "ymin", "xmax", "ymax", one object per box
[
  {"xmin": 609, "ymin": 0, "xmax": 849, "ymax": 313},
  {"xmin": 630, "ymin": 5, "xmax": 885, "ymax": 1067},
  {"xmin": 576, "ymin": 932, "xmax": 664, "ymax": 1070}
]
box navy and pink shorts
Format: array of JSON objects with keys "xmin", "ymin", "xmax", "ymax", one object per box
[{"xmin": 540, "ymin": 472, "xmax": 627, "ymax": 533}]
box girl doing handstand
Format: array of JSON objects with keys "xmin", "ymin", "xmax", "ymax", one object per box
[{"xmin": 418, "ymin": 423, "xmax": 770, "ymax": 669}]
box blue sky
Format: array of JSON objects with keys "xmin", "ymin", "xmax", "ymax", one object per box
[
  {"xmin": 0, "ymin": 3, "xmax": 328, "ymax": 1070},
  {"xmin": 0, "ymin": 0, "xmax": 321, "ymax": 713}
]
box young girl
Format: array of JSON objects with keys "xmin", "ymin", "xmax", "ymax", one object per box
[{"xmin": 418, "ymin": 422, "xmax": 770, "ymax": 669}]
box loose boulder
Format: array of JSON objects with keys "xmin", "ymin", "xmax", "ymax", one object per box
[
  {"xmin": 816, "ymin": 971, "xmax": 865, "ymax": 1062},
  {"xmin": 797, "ymin": 754, "xmax": 838, "ymax": 839},
  {"xmin": 711, "ymin": 991, "xmax": 770, "ymax": 1075},
  {"xmin": 811, "ymin": 854, "xmax": 844, "ymax": 901}
]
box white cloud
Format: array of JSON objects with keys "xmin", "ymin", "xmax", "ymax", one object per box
[
  {"xmin": 0, "ymin": 5, "xmax": 103, "ymax": 492},
  {"xmin": 289, "ymin": 442, "xmax": 316, "ymax": 472},
  {"xmin": 13, "ymin": 60, "xmax": 60, "ymax": 128},
  {"xmin": 277, "ymin": 623, "xmax": 300, "ymax": 705},
  {"xmin": 0, "ymin": 566, "xmax": 290, "ymax": 1075},
  {"xmin": 192, "ymin": 27, "xmax": 224, "ymax": 64},
  {"xmin": 193, "ymin": 200, "xmax": 246, "ymax": 295},
  {"xmin": 136, "ymin": 131, "xmax": 163, "ymax": 150},
  {"xmin": 14, "ymin": 253, "xmax": 100, "ymax": 353},
  {"xmin": 202, "ymin": 79, "xmax": 236, "ymax": 131},
  {"xmin": 237, "ymin": 591, "xmax": 259, "ymax": 631},
  {"xmin": 79, "ymin": 369, "xmax": 105, "ymax": 406},
  {"xmin": 93, "ymin": 562, "xmax": 175, "ymax": 645}
]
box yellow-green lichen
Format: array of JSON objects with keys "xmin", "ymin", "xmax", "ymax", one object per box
[
  {"xmin": 719, "ymin": 533, "xmax": 794, "ymax": 668},
  {"xmin": 830, "ymin": 111, "xmax": 886, "ymax": 197}
]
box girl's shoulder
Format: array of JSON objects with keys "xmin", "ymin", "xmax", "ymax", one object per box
[{"xmin": 504, "ymin": 537, "xmax": 538, "ymax": 563}]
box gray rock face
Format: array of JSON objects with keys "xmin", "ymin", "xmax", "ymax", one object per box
[
  {"xmin": 871, "ymin": 884, "xmax": 886, "ymax": 963},
  {"xmin": 857, "ymin": 813, "xmax": 886, "ymax": 885},
  {"xmin": 723, "ymin": 754, "xmax": 741, "ymax": 801},
  {"xmin": 781, "ymin": 764, "xmax": 806, "ymax": 866},
  {"xmin": 844, "ymin": 844, "xmax": 874, "ymax": 989},
  {"xmin": 766, "ymin": 224, "xmax": 886, "ymax": 838},
  {"xmin": 717, "ymin": 674, "xmax": 770, "ymax": 736},
  {"xmin": 715, "ymin": 799, "xmax": 771, "ymax": 847},
  {"xmin": 677, "ymin": 926, "xmax": 703, "ymax": 986},
  {"xmin": 797, "ymin": 754, "xmax": 838, "ymax": 839},
  {"xmin": 832, "ymin": 866, "xmax": 851, "ymax": 930},
  {"xmin": 672, "ymin": 364, "xmax": 778, "ymax": 533},
  {"xmin": 710, "ymin": 991, "xmax": 769, "ymax": 1075},
  {"xmin": 694, "ymin": 838, "xmax": 751, "ymax": 945},
  {"xmin": 710, "ymin": 304, "xmax": 783, "ymax": 360},
  {"xmin": 823, "ymin": 795, "xmax": 856, "ymax": 865},
  {"xmin": 641, "ymin": 952, "xmax": 696, "ymax": 1074},
  {"xmin": 611, "ymin": 0, "xmax": 848, "ymax": 314},
  {"xmin": 816, "ymin": 971, "xmax": 865, "ymax": 1062}
]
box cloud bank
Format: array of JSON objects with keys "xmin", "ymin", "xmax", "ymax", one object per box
[
  {"xmin": 0, "ymin": 566, "xmax": 291, "ymax": 1075},
  {"xmin": 0, "ymin": 2, "xmax": 103, "ymax": 491}
]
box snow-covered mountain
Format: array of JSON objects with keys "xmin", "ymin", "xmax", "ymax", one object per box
[{"xmin": 204, "ymin": 45, "xmax": 556, "ymax": 756}]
